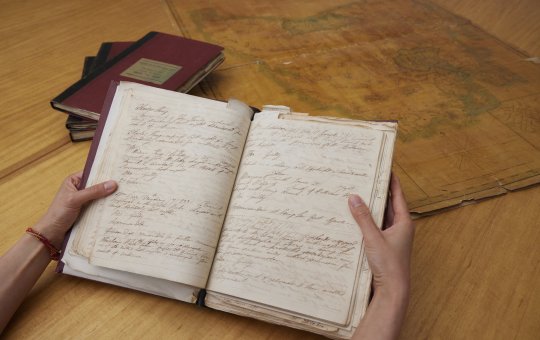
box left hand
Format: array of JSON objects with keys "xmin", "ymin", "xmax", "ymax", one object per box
[
  {"xmin": 33, "ymin": 171, "xmax": 117, "ymax": 248},
  {"xmin": 348, "ymin": 174, "xmax": 414, "ymax": 301}
]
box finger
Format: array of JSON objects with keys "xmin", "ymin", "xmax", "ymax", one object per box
[
  {"xmin": 348, "ymin": 195, "xmax": 383, "ymax": 245},
  {"xmin": 71, "ymin": 180, "xmax": 118, "ymax": 206},
  {"xmin": 390, "ymin": 174, "xmax": 411, "ymax": 221}
]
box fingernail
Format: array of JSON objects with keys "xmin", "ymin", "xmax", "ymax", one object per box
[
  {"xmin": 104, "ymin": 180, "xmax": 116, "ymax": 191},
  {"xmin": 349, "ymin": 195, "xmax": 364, "ymax": 208}
]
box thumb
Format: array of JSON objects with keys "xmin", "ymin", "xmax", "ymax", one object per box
[
  {"xmin": 72, "ymin": 180, "xmax": 118, "ymax": 206},
  {"xmin": 348, "ymin": 194, "xmax": 383, "ymax": 246}
]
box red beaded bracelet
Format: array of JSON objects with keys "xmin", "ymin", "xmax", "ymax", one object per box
[{"xmin": 26, "ymin": 227, "xmax": 62, "ymax": 261}]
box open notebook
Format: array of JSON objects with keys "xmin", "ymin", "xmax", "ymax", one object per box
[{"xmin": 59, "ymin": 82, "xmax": 397, "ymax": 339}]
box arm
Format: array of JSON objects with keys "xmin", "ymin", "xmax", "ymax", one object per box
[
  {"xmin": 349, "ymin": 174, "xmax": 415, "ymax": 340},
  {"xmin": 0, "ymin": 172, "xmax": 117, "ymax": 332}
]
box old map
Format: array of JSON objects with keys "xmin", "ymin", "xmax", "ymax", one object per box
[{"xmin": 168, "ymin": 0, "xmax": 540, "ymax": 214}]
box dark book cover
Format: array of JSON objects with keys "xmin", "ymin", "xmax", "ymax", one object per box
[
  {"xmin": 82, "ymin": 56, "xmax": 96, "ymax": 78},
  {"xmin": 67, "ymin": 42, "xmax": 134, "ymax": 141},
  {"xmin": 66, "ymin": 57, "xmax": 97, "ymax": 141},
  {"xmin": 93, "ymin": 41, "xmax": 134, "ymax": 69},
  {"xmin": 56, "ymin": 81, "xmax": 120, "ymax": 272},
  {"xmin": 52, "ymin": 31, "xmax": 224, "ymax": 120}
]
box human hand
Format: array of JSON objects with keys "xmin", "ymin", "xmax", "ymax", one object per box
[
  {"xmin": 348, "ymin": 174, "xmax": 414, "ymax": 303},
  {"xmin": 33, "ymin": 171, "xmax": 117, "ymax": 248}
]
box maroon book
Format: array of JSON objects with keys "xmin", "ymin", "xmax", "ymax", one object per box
[
  {"xmin": 66, "ymin": 41, "xmax": 134, "ymax": 142},
  {"xmin": 52, "ymin": 32, "xmax": 224, "ymax": 120},
  {"xmin": 93, "ymin": 41, "xmax": 134, "ymax": 68},
  {"xmin": 56, "ymin": 81, "xmax": 120, "ymax": 273}
]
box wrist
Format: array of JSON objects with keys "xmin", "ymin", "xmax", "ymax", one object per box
[
  {"xmin": 32, "ymin": 221, "xmax": 64, "ymax": 249},
  {"xmin": 25, "ymin": 227, "xmax": 63, "ymax": 261},
  {"xmin": 354, "ymin": 282, "xmax": 410, "ymax": 340},
  {"xmin": 373, "ymin": 281, "xmax": 410, "ymax": 310}
]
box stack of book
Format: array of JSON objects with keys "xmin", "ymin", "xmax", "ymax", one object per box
[{"xmin": 51, "ymin": 32, "xmax": 225, "ymax": 141}]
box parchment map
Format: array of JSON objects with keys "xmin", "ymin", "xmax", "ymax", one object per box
[{"xmin": 168, "ymin": 0, "xmax": 540, "ymax": 214}]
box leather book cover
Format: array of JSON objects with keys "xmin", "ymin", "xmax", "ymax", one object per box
[
  {"xmin": 82, "ymin": 56, "xmax": 96, "ymax": 78},
  {"xmin": 93, "ymin": 41, "xmax": 134, "ymax": 69},
  {"xmin": 66, "ymin": 42, "xmax": 134, "ymax": 138},
  {"xmin": 65, "ymin": 56, "xmax": 97, "ymax": 141},
  {"xmin": 56, "ymin": 81, "xmax": 120, "ymax": 273},
  {"xmin": 52, "ymin": 31, "xmax": 224, "ymax": 120}
]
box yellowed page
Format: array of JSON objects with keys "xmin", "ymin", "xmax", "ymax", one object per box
[
  {"xmin": 207, "ymin": 109, "xmax": 393, "ymax": 325},
  {"xmin": 73, "ymin": 83, "xmax": 251, "ymax": 288}
]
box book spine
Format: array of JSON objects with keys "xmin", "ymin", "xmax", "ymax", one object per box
[
  {"xmin": 65, "ymin": 56, "xmax": 98, "ymax": 130},
  {"xmin": 196, "ymin": 289, "xmax": 207, "ymax": 307},
  {"xmin": 94, "ymin": 42, "xmax": 113, "ymax": 69},
  {"xmin": 82, "ymin": 56, "xmax": 96, "ymax": 78},
  {"xmin": 55, "ymin": 81, "xmax": 120, "ymax": 273},
  {"xmin": 51, "ymin": 32, "xmax": 158, "ymax": 107}
]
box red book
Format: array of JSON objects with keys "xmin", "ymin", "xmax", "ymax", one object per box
[
  {"xmin": 93, "ymin": 41, "xmax": 134, "ymax": 68},
  {"xmin": 52, "ymin": 32, "xmax": 224, "ymax": 120},
  {"xmin": 66, "ymin": 41, "xmax": 135, "ymax": 142}
]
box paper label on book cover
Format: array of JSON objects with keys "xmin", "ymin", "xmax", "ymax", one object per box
[{"xmin": 121, "ymin": 58, "xmax": 182, "ymax": 84}]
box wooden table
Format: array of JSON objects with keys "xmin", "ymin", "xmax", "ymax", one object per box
[{"xmin": 1, "ymin": 0, "xmax": 539, "ymax": 338}]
